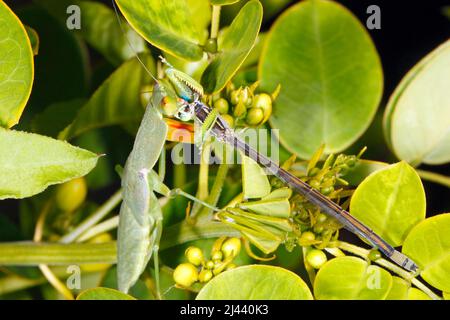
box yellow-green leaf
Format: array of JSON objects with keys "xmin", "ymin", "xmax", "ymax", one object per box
[
  {"xmin": 0, "ymin": 1, "xmax": 34, "ymax": 128},
  {"xmin": 197, "ymin": 265, "xmax": 313, "ymax": 299},
  {"xmin": 201, "ymin": 0, "xmax": 263, "ymax": 93},
  {"xmin": 241, "ymin": 154, "xmax": 271, "ymax": 199},
  {"xmin": 77, "ymin": 287, "xmax": 135, "ymax": 300},
  {"xmin": 314, "ymin": 257, "xmax": 392, "ymax": 300},
  {"xmin": 0, "ymin": 128, "xmax": 99, "ymax": 200},
  {"xmin": 350, "ymin": 161, "xmax": 426, "ymax": 246},
  {"xmin": 115, "ymin": 0, "xmax": 204, "ymax": 61},
  {"xmin": 386, "ymin": 276, "xmax": 430, "ymax": 300},
  {"xmin": 403, "ymin": 213, "xmax": 450, "ymax": 292}
]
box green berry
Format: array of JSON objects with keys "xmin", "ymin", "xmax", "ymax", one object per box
[
  {"xmin": 221, "ymin": 114, "xmax": 234, "ymax": 127},
  {"xmin": 185, "ymin": 246, "xmax": 204, "ymax": 266},
  {"xmin": 204, "ymin": 38, "xmax": 217, "ymax": 53},
  {"xmin": 246, "ymin": 108, "xmax": 264, "ymax": 126},
  {"xmin": 368, "ymin": 249, "xmax": 382, "ymax": 261},
  {"xmin": 306, "ymin": 249, "xmax": 327, "ymax": 269},
  {"xmin": 56, "ymin": 177, "xmax": 87, "ymax": 212},
  {"xmin": 320, "ymin": 186, "xmax": 334, "ymax": 195},
  {"xmin": 198, "ymin": 269, "xmax": 213, "ymax": 283},
  {"xmin": 211, "ymin": 250, "xmax": 223, "ymax": 262},
  {"xmin": 214, "ymin": 98, "xmax": 229, "ymax": 114},
  {"xmin": 252, "ymin": 93, "xmax": 272, "ymax": 113},
  {"xmin": 300, "ymin": 231, "xmax": 316, "ymax": 243},
  {"xmin": 317, "ymin": 213, "xmax": 328, "ymax": 223},
  {"xmin": 205, "ymin": 260, "xmax": 215, "ymax": 269},
  {"xmin": 310, "ymin": 179, "xmax": 320, "ymax": 189},
  {"xmin": 173, "ymin": 263, "xmax": 198, "ymax": 287},
  {"xmin": 221, "ymin": 237, "xmax": 241, "ymax": 258}
]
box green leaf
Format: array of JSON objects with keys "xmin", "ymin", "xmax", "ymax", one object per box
[
  {"xmin": 60, "ymin": 55, "xmax": 153, "ymax": 140},
  {"xmin": 383, "ymin": 40, "xmax": 450, "ymax": 166},
  {"xmin": 196, "ymin": 265, "xmax": 313, "ymax": 299},
  {"xmin": 238, "ymin": 198, "xmax": 290, "ymax": 218},
  {"xmin": 201, "ymin": 0, "xmax": 263, "ymax": 93},
  {"xmin": 25, "ymin": 26, "xmax": 39, "ymax": 55},
  {"xmin": 211, "ymin": 0, "xmax": 241, "ymax": 5},
  {"xmin": 115, "ymin": 0, "xmax": 204, "ymax": 61},
  {"xmin": 386, "ymin": 276, "xmax": 430, "ymax": 300},
  {"xmin": 31, "ymin": 99, "xmax": 85, "ymax": 138},
  {"xmin": 314, "ymin": 257, "xmax": 392, "ymax": 300},
  {"xmin": 0, "ymin": 128, "xmax": 99, "ymax": 200},
  {"xmin": 0, "ymin": 1, "xmax": 34, "ymax": 128},
  {"xmin": 402, "ymin": 213, "xmax": 450, "ymax": 292},
  {"xmin": 77, "ymin": 1, "xmax": 148, "ymax": 66},
  {"xmin": 77, "ymin": 287, "xmax": 135, "ymax": 300},
  {"xmin": 444, "ymin": 292, "xmax": 450, "ymax": 300},
  {"xmin": 259, "ymin": 0, "xmax": 383, "ymax": 159},
  {"xmin": 242, "ymin": 154, "xmax": 271, "ymax": 199},
  {"xmin": 350, "ymin": 161, "xmax": 426, "ymax": 246}
]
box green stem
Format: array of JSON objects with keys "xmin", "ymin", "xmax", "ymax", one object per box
[
  {"xmin": 59, "ymin": 190, "xmax": 122, "ymax": 243},
  {"xmin": 173, "ymin": 163, "xmax": 186, "ymax": 188},
  {"xmin": 76, "ymin": 216, "xmax": 119, "ymax": 242},
  {"xmin": 0, "ymin": 242, "xmax": 117, "ymax": 266},
  {"xmin": 198, "ymin": 162, "xmax": 229, "ymax": 219},
  {"xmin": 210, "ymin": 5, "xmax": 221, "ymax": 39},
  {"xmin": 417, "ymin": 169, "xmax": 450, "ymax": 188},
  {"xmin": 0, "ymin": 222, "xmax": 239, "ymax": 266},
  {"xmin": 336, "ymin": 241, "xmax": 441, "ymax": 300}
]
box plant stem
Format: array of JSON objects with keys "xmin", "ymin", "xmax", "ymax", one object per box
[
  {"xmin": 0, "ymin": 242, "xmax": 117, "ymax": 265},
  {"xmin": 198, "ymin": 162, "xmax": 229, "ymax": 219},
  {"xmin": 0, "ymin": 222, "xmax": 239, "ymax": 266},
  {"xmin": 34, "ymin": 201, "xmax": 74, "ymax": 300},
  {"xmin": 210, "ymin": 5, "xmax": 221, "ymax": 39},
  {"xmin": 335, "ymin": 241, "xmax": 441, "ymax": 300},
  {"xmin": 59, "ymin": 190, "xmax": 122, "ymax": 243},
  {"xmin": 198, "ymin": 143, "xmax": 211, "ymax": 201},
  {"xmin": 174, "ymin": 163, "xmax": 186, "ymax": 188},
  {"xmin": 417, "ymin": 169, "xmax": 450, "ymax": 188},
  {"xmin": 76, "ymin": 216, "xmax": 120, "ymax": 242}
]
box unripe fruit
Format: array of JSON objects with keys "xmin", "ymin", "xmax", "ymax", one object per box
[
  {"xmin": 317, "ymin": 213, "xmax": 328, "ymax": 223},
  {"xmin": 252, "ymin": 93, "xmax": 272, "ymax": 121},
  {"xmin": 56, "ymin": 177, "xmax": 87, "ymax": 212},
  {"xmin": 368, "ymin": 249, "xmax": 382, "ymax": 261},
  {"xmin": 246, "ymin": 108, "xmax": 264, "ymax": 126},
  {"xmin": 306, "ymin": 249, "xmax": 327, "ymax": 269},
  {"xmin": 204, "ymin": 38, "xmax": 218, "ymax": 53},
  {"xmin": 198, "ymin": 269, "xmax": 213, "ymax": 283},
  {"xmin": 185, "ymin": 246, "xmax": 204, "ymax": 266},
  {"xmin": 221, "ymin": 237, "xmax": 241, "ymax": 258},
  {"xmin": 173, "ymin": 263, "xmax": 198, "ymax": 287},
  {"xmin": 221, "ymin": 114, "xmax": 234, "ymax": 128},
  {"xmin": 205, "ymin": 260, "xmax": 215, "ymax": 269},
  {"xmin": 214, "ymin": 98, "xmax": 229, "ymax": 114},
  {"xmin": 211, "ymin": 250, "xmax": 223, "ymax": 262},
  {"xmin": 300, "ymin": 231, "xmax": 316, "ymax": 243}
]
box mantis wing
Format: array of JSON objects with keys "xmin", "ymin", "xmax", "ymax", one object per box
[{"xmin": 117, "ymin": 85, "xmax": 168, "ymax": 293}]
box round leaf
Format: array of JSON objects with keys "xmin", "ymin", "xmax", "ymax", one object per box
[
  {"xmin": 403, "ymin": 213, "xmax": 450, "ymax": 292},
  {"xmin": 115, "ymin": 0, "xmax": 204, "ymax": 61},
  {"xmin": 386, "ymin": 276, "xmax": 430, "ymax": 300},
  {"xmin": 384, "ymin": 40, "xmax": 450, "ymax": 165},
  {"xmin": 314, "ymin": 257, "xmax": 392, "ymax": 300},
  {"xmin": 196, "ymin": 265, "xmax": 313, "ymax": 300},
  {"xmin": 0, "ymin": 128, "xmax": 99, "ymax": 199},
  {"xmin": 0, "ymin": 1, "xmax": 34, "ymax": 128},
  {"xmin": 259, "ymin": 0, "xmax": 383, "ymax": 159},
  {"xmin": 201, "ymin": 0, "xmax": 263, "ymax": 93},
  {"xmin": 350, "ymin": 161, "xmax": 426, "ymax": 246},
  {"xmin": 77, "ymin": 287, "xmax": 135, "ymax": 300}
]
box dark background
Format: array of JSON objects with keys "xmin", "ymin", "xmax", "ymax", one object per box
[{"xmin": 3, "ymin": 0, "xmax": 450, "ymax": 219}]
